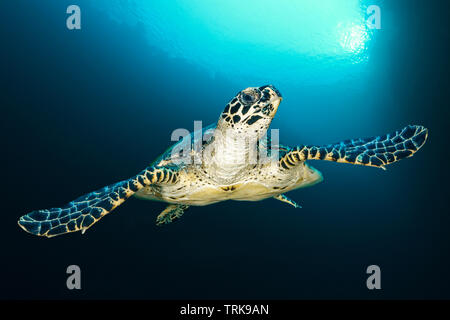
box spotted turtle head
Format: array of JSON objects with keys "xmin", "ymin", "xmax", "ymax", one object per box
[{"xmin": 218, "ymin": 85, "xmax": 282, "ymax": 134}]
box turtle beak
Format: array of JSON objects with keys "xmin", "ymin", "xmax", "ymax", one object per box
[
  {"xmin": 259, "ymin": 85, "xmax": 282, "ymax": 118},
  {"xmin": 260, "ymin": 84, "xmax": 282, "ymax": 99},
  {"xmin": 269, "ymin": 97, "xmax": 282, "ymax": 117}
]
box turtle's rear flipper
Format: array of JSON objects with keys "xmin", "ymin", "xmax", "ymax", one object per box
[
  {"xmin": 273, "ymin": 194, "xmax": 301, "ymax": 208},
  {"xmin": 18, "ymin": 166, "xmax": 180, "ymax": 237},
  {"xmin": 280, "ymin": 125, "xmax": 428, "ymax": 169},
  {"xmin": 156, "ymin": 204, "xmax": 189, "ymax": 226}
]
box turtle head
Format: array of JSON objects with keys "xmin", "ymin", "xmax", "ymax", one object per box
[{"xmin": 218, "ymin": 85, "xmax": 282, "ymax": 134}]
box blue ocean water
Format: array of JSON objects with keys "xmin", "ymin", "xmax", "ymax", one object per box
[{"xmin": 1, "ymin": 0, "xmax": 449, "ymax": 299}]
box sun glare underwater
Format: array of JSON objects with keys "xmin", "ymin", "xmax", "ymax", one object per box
[{"xmin": 104, "ymin": 0, "xmax": 375, "ymax": 85}]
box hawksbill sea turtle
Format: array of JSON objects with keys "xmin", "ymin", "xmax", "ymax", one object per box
[{"xmin": 18, "ymin": 85, "xmax": 428, "ymax": 237}]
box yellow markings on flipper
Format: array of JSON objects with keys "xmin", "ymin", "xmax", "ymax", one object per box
[
  {"xmin": 18, "ymin": 165, "xmax": 182, "ymax": 237},
  {"xmin": 280, "ymin": 125, "xmax": 428, "ymax": 170}
]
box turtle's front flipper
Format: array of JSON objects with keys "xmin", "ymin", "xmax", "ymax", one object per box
[
  {"xmin": 279, "ymin": 125, "xmax": 428, "ymax": 169},
  {"xmin": 18, "ymin": 166, "xmax": 180, "ymax": 237},
  {"xmin": 273, "ymin": 194, "xmax": 301, "ymax": 208},
  {"xmin": 156, "ymin": 204, "xmax": 189, "ymax": 226}
]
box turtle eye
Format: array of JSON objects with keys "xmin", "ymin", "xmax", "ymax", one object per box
[
  {"xmin": 242, "ymin": 94, "xmax": 253, "ymax": 103},
  {"xmin": 239, "ymin": 89, "xmax": 261, "ymax": 105}
]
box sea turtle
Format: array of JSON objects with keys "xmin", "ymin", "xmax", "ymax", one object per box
[{"xmin": 18, "ymin": 85, "xmax": 428, "ymax": 237}]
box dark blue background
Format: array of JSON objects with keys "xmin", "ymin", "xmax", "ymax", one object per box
[{"xmin": 1, "ymin": 0, "xmax": 449, "ymax": 299}]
